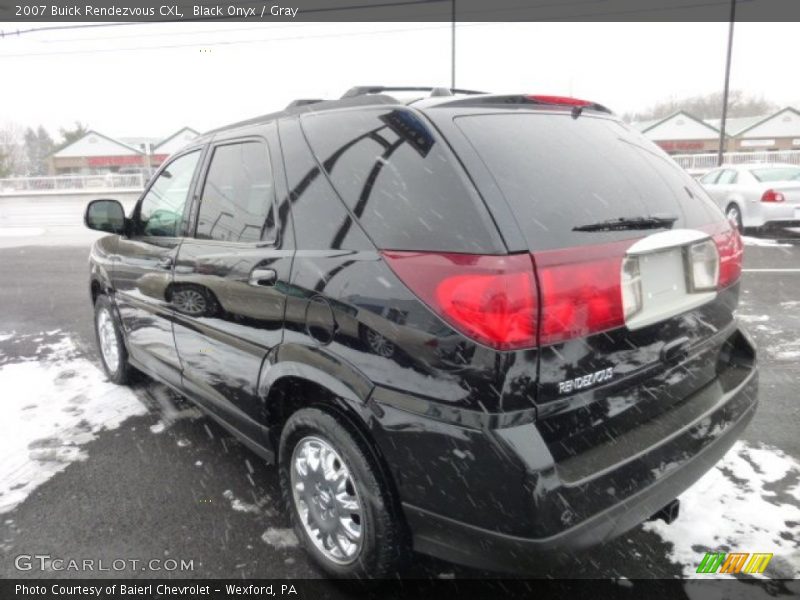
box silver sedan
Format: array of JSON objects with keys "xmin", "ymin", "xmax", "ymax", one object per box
[{"xmin": 699, "ymin": 163, "xmax": 800, "ymax": 230}]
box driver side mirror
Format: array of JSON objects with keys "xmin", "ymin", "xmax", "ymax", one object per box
[{"xmin": 85, "ymin": 199, "xmax": 127, "ymax": 235}]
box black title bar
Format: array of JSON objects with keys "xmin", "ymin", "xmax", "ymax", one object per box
[
  {"xmin": 2, "ymin": 578, "xmax": 798, "ymax": 600},
  {"xmin": 1, "ymin": 0, "xmax": 800, "ymax": 23}
]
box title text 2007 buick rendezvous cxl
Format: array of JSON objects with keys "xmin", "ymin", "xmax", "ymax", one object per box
[{"xmin": 84, "ymin": 86, "xmax": 757, "ymax": 578}]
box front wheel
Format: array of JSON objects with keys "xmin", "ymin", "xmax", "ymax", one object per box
[
  {"xmin": 94, "ymin": 294, "xmax": 133, "ymax": 384},
  {"xmin": 725, "ymin": 203, "xmax": 743, "ymax": 232},
  {"xmin": 279, "ymin": 408, "xmax": 407, "ymax": 578}
]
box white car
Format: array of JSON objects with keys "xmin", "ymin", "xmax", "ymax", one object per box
[{"xmin": 699, "ymin": 163, "xmax": 800, "ymax": 230}]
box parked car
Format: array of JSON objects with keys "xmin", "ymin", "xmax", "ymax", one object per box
[
  {"xmin": 84, "ymin": 87, "xmax": 756, "ymax": 578},
  {"xmin": 699, "ymin": 163, "xmax": 800, "ymax": 230}
]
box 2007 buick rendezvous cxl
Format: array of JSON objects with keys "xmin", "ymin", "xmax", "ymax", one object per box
[{"xmin": 84, "ymin": 86, "xmax": 757, "ymax": 578}]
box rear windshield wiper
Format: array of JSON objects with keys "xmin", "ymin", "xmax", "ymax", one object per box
[{"xmin": 572, "ymin": 215, "xmax": 678, "ymax": 232}]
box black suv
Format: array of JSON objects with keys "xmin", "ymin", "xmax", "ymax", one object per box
[{"xmin": 84, "ymin": 87, "xmax": 757, "ymax": 578}]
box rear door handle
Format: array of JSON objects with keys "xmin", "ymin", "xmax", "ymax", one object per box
[
  {"xmin": 156, "ymin": 256, "xmax": 174, "ymax": 270},
  {"xmin": 249, "ymin": 268, "xmax": 277, "ymax": 287}
]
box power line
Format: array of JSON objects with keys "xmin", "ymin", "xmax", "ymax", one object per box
[
  {"xmin": 0, "ymin": 22, "xmax": 494, "ymax": 59},
  {"xmin": 0, "ymin": 0, "xmax": 608, "ymax": 53}
]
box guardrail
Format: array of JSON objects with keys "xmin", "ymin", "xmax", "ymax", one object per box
[
  {"xmin": 672, "ymin": 150, "xmax": 800, "ymax": 175},
  {"xmin": 0, "ymin": 173, "xmax": 146, "ymax": 195}
]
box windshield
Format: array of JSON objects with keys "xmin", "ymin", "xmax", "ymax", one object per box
[
  {"xmin": 454, "ymin": 113, "xmax": 722, "ymax": 251},
  {"xmin": 750, "ymin": 166, "xmax": 800, "ymax": 183}
]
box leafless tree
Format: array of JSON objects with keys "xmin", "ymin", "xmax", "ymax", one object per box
[
  {"xmin": 623, "ymin": 91, "xmax": 779, "ymax": 123},
  {"xmin": 0, "ymin": 122, "xmax": 27, "ymax": 177}
]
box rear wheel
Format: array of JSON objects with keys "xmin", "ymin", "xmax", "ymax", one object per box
[
  {"xmin": 725, "ymin": 203, "xmax": 743, "ymax": 232},
  {"xmin": 279, "ymin": 408, "xmax": 407, "ymax": 578},
  {"xmin": 94, "ymin": 294, "xmax": 133, "ymax": 384}
]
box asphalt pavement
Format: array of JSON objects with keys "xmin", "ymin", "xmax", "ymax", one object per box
[{"xmin": 0, "ymin": 196, "xmax": 798, "ymax": 592}]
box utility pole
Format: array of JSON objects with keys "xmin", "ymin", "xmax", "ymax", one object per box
[
  {"xmin": 717, "ymin": 0, "xmax": 737, "ymax": 167},
  {"xmin": 451, "ymin": 0, "xmax": 456, "ymax": 89}
]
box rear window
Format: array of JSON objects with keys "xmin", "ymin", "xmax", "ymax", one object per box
[
  {"xmin": 454, "ymin": 113, "xmax": 722, "ymax": 251},
  {"xmin": 751, "ymin": 166, "xmax": 800, "ymax": 183},
  {"xmin": 300, "ymin": 108, "xmax": 503, "ymax": 253}
]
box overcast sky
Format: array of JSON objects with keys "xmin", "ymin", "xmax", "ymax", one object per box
[{"xmin": 1, "ymin": 21, "xmax": 798, "ymax": 139}]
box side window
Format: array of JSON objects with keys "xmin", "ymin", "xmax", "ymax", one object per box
[
  {"xmin": 278, "ymin": 118, "xmax": 371, "ymax": 251},
  {"xmin": 300, "ymin": 108, "xmax": 500, "ymax": 253},
  {"xmin": 718, "ymin": 169, "xmax": 738, "ymax": 185},
  {"xmin": 196, "ymin": 141, "xmax": 275, "ymax": 243},
  {"xmin": 137, "ymin": 150, "xmax": 201, "ymax": 237},
  {"xmin": 700, "ymin": 170, "xmax": 721, "ymax": 185}
]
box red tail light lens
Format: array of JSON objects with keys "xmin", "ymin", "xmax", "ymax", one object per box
[
  {"xmin": 383, "ymin": 243, "xmax": 629, "ymax": 350},
  {"xmin": 533, "ymin": 244, "xmax": 628, "ymax": 346},
  {"xmin": 713, "ymin": 226, "xmax": 743, "ymax": 288},
  {"xmin": 381, "ymin": 252, "xmax": 537, "ymax": 350},
  {"xmin": 526, "ymin": 94, "xmax": 592, "ymax": 107},
  {"xmin": 761, "ymin": 189, "xmax": 785, "ymax": 203},
  {"xmin": 384, "ymin": 225, "xmax": 740, "ymax": 350}
]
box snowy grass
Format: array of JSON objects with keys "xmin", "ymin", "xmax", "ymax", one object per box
[
  {"xmin": 0, "ymin": 331, "xmax": 147, "ymax": 513},
  {"xmin": 644, "ymin": 441, "xmax": 800, "ymax": 579}
]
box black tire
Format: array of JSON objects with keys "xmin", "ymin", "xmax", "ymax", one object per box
[
  {"xmin": 725, "ymin": 203, "xmax": 743, "ymax": 232},
  {"xmin": 93, "ymin": 294, "xmax": 134, "ymax": 384},
  {"xmin": 279, "ymin": 407, "xmax": 407, "ymax": 578}
]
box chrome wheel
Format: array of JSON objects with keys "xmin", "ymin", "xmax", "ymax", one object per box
[
  {"xmin": 366, "ymin": 329, "xmax": 395, "ymax": 358},
  {"xmin": 97, "ymin": 308, "xmax": 120, "ymax": 373},
  {"xmin": 726, "ymin": 205, "xmax": 741, "ymax": 229},
  {"xmin": 290, "ymin": 436, "xmax": 364, "ymax": 565},
  {"xmin": 172, "ymin": 288, "xmax": 207, "ymax": 316}
]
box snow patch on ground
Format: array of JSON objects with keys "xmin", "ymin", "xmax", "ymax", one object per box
[
  {"xmin": 0, "ymin": 332, "xmax": 147, "ymax": 513},
  {"xmin": 261, "ymin": 527, "xmax": 299, "ymax": 549},
  {"xmin": 741, "ymin": 236, "xmax": 791, "ymax": 248},
  {"xmin": 222, "ymin": 489, "xmax": 277, "ymax": 517},
  {"xmin": 764, "ymin": 340, "xmax": 800, "ymax": 361},
  {"xmin": 735, "ymin": 314, "xmax": 769, "ymax": 323},
  {"xmin": 223, "ymin": 489, "xmax": 261, "ymax": 514},
  {"xmin": 644, "ymin": 441, "xmax": 800, "ymax": 579}
]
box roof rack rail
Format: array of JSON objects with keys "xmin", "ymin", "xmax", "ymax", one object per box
[
  {"xmin": 341, "ymin": 86, "xmax": 487, "ymax": 99},
  {"xmin": 285, "ymin": 99, "xmax": 325, "ymax": 109}
]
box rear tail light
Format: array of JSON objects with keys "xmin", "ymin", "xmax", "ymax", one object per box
[
  {"xmin": 383, "ymin": 223, "xmax": 741, "ymax": 350},
  {"xmin": 381, "ymin": 252, "xmax": 537, "ymax": 350},
  {"xmin": 621, "ymin": 256, "xmax": 643, "ymax": 319},
  {"xmin": 382, "ymin": 243, "xmax": 628, "ymax": 350},
  {"xmin": 761, "ymin": 189, "xmax": 785, "ymax": 203},
  {"xmin": 686, "ymin": 239, "xmax": 720, "ymax": 292},
  {"xmin": 712, "ymin": 226, "xmax": 743, "ymax": 288},
  {"xmin": 534, "ymin": 245, "xmax": 626, "ymax": 345}
]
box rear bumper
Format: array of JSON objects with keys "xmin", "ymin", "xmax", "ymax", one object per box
[
  {"xmin": 753, "ymin": 202, "xmax": 800, "ymax": 227},
  {"xmin": 393, "ymin": 359, "xmax": 758, "ymax": 573}
]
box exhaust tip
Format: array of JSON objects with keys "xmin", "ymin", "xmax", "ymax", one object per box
[{"xmin": 648, "ymin": 499, "xmax": 680, "ymax": 524}]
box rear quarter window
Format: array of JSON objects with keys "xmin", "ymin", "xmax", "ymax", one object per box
[
  {"xmin": 299, "ymin": 108, "xmax": 504, "ymax": 253},
  {"xmin": 453, "ymin": 113, "xmax": 722, "ymax": 251}
]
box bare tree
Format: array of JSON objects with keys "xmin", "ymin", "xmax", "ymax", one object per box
[
  {"xmin": 24, "ymin": 126, "xmax": 55, "ymax": 176},
  {"xmin": 0, "ymin": 122, "xmax": 27, "ymax": 178},
  {"xmin": 624, "ymin": 91, "xmax": 778, "ymax": 123}
]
